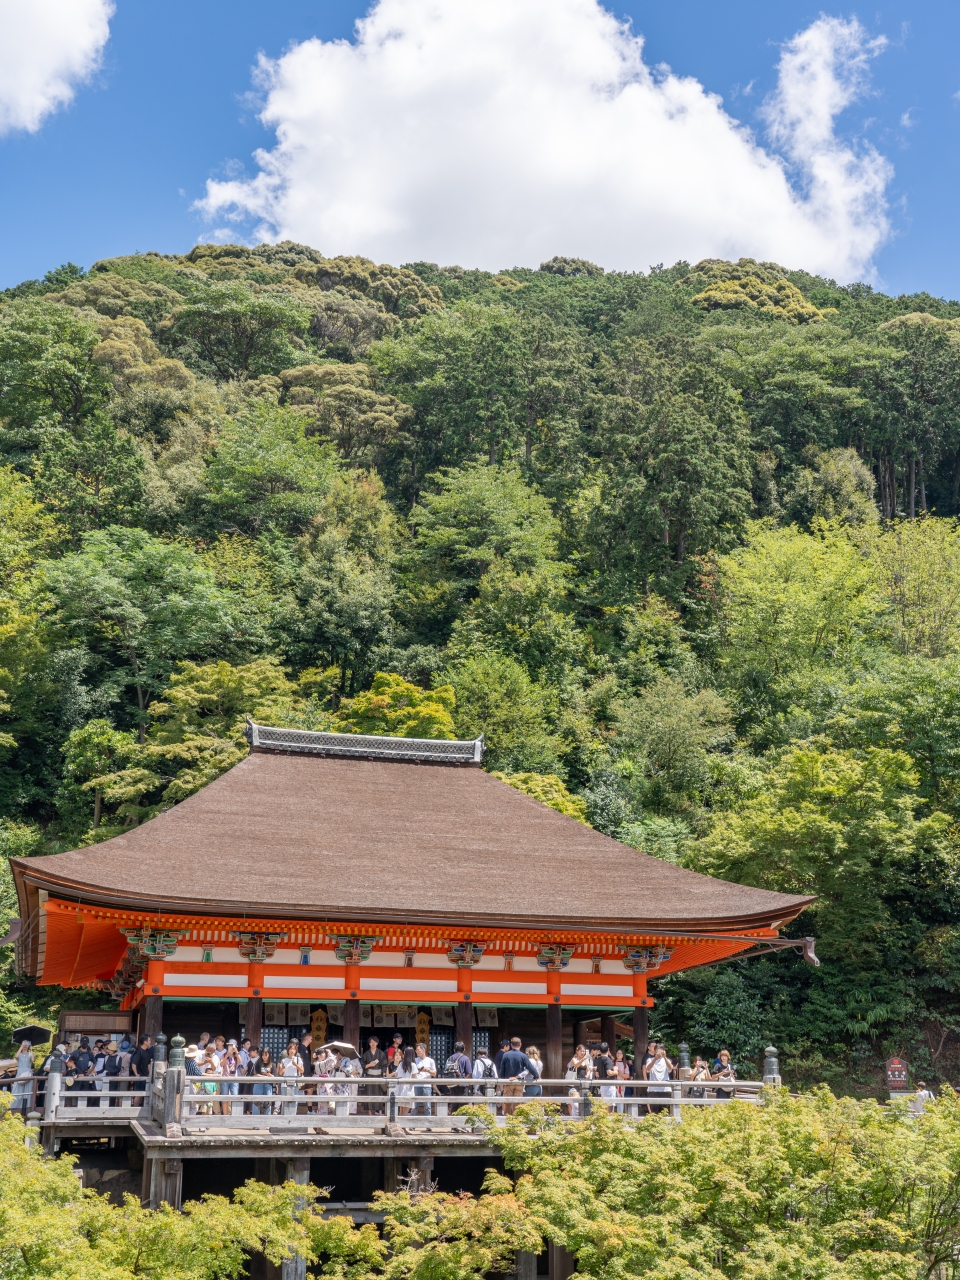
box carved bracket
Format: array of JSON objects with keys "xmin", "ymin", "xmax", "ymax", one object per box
[
  {"xmin": 121, "ymin": 927, "xmax": 189, "ymax": 959},
  {"xmin": 231, "ymin": 931, "xmax": 289, "ymax": 962},
  {"xmin": 619, "ymin": 946, "xmax": 673, "ymax": 974},
  {"xmin": 537, "ymin": 944, "xmax": 575, "ymax": 971},
  {"xmin": 101, "ymin": 951, "xmax": 145, "ymax": 997},
  {"xmin": 446, "ymin": 941, "xmax": 486, "ymax": 968},
  {"xmin": 328, "ymin": 935, "xmax": 381, "ymax": 964}
]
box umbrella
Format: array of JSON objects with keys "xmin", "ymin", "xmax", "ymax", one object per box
[
  {"xmin": 12, "ymin": 1025, "xmax": 51, "ymax": 1046},
  {"xmin": 319, "ymin": 1040, "xmax": 359, "ymax": 1057}
]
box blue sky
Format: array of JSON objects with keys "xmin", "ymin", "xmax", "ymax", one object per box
[{"xmin": 2, "ymin": 1, "xmax": 959, "ymax": 296}]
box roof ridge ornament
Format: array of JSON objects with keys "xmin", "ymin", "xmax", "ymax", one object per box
[{"xmin": 244, "ymin": 717, "xmax": 484, "ymax": 765}]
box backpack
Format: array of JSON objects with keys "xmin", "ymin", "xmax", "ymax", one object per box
[
  {"xmin": 445, "ymin": 1053, "xmax": 469, "ymax": 1077},
  {"xmin": 479, "ymin": 1057, "xmax": 497, "ymax": 1079}
]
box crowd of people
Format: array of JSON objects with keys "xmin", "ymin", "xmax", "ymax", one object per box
[
  {"xmin": 174, "ymin": 1032, "xmax": 744, "ymax": 1116},
  {"xmin": 2, "ymin": 1030, "xmax": 746, "ymax": 1118},
  {"xmin": 4, "ymin": 1034, "xmax": 156, "ymax": 1113}
]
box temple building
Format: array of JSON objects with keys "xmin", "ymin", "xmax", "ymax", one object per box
[{"xmin": 12, "ymin": 721, "xmax": 813, "ymax": 1076}]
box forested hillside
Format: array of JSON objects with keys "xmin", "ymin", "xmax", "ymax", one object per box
[{"xmin": 4, "ymin": 241, "xmax": 960, "ymax": 1089}]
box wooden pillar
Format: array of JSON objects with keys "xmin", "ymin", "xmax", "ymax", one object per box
[
  {"xmin": 600, "ymin": 1014, "xmax": 617, "ymax": 1051},
  {"xmin": 545, "ymin": 1003, "xmax": 562, "ymax": 1081},
  {"xmin": 633, "ymin": 1006, "xmax": 648, "ymax": 1077},
  {"xmin": 455, "ymin": 1002, "xmax": 473, "ymax": 1051},
  {"xmin": 548, "ymin": 1241, "xmax": 576, "ymax": 1280},
  {"xmin": 343, "ymin": 998, "xmax": 361, "ymax": 1054},
  {"xmin": 140, "ymin": 995, "xmax": 163, "ymax": 1039},
  {"xmin": 156, "ymin": 1158, "xmax": 183, "ymax": 1210},
  {"xmin": 574, "ymin": 1016, "xmax": 592, "ymax": 1049},
  {"xmin": 282, "ymin": 1158, "xmax": 311, "ymax": 1280},
  {"xmin": 515, "ymin": 1252, "xmax": 537, "ymax": 1280},
  {"xmin": 383, "ymin": 1156, "xmax": 400, "ymax": 1192},
  {"xmin": 245, "ymin": 996, "xmax": 263, "ymax": 1047}
]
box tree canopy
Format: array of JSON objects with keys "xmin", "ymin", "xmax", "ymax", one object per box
[{"xmin": 8, "ymin": 241, "xmax": 960, "ymax": 1086}]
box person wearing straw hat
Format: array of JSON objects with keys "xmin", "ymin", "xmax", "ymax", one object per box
[{"xmin": 103, "ymin": 1042, "xmax": 124, "ymax": 1106}]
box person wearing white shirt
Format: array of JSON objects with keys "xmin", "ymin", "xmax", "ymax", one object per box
[{"xmin": 413, "ymin": 1042, "xmax": 436, "ymax": 1116}]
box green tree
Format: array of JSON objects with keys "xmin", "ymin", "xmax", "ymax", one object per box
[
  {"xmin": 82, "ymin": 658, "xmax": 302, "ymax": 831},
  {"xmin": 689, "ymin": 742, "xmax": 960, "ymax": 1040},
  {"xmin": 871, "ymin": 517, "xmax": 960, "ymax": 657},
  {"xmin": 56, "ymin": 719, "xmax": 136, "ymax": 838},
  {"xmin": 715, "ymin": 520, "xmax": 879, "ymax": 739},
  {"xmin": 491, "ymin": 771, "xmax": 589, "ymax": 823},
  {"xmin": 31, "ymin": 416, "xmax": 146, "ymax": 538},
  {"xmin": 159, "ymin": 284, "xmax": 312, "ymax": 381},
  {"xmin": 200, "ymin": 404, "xmax": 337, "ymax": 536},
  {"xmin": 403, "ymin": 463, "xmax": 563, "ymax": 647},
  {"xmin": 335, "ymin": 672, "xmax": 456, "ymax": 738},
  {"xmin": 484, "ymin": 1087, "xmax": 960, "ymax": 1280},
  {"xmin": 581, "ymin": 339, "xmax": 752, "ymax": 597},
  {"xmin": 0, "ymin": 301, "xmax": 110, "ymax": 465},
  {"xmin": 44, "ymin": 529, "xmax": 239, "ymax": 740},
  {"xmin": 782, "ymin": 446, "xmax": 879, "ymax": 527},
  {"xmin": 445, "ymin": 653, "xmax": 562, "ymax": 774},
  {"xmin": 373, "ymin": 306, "xmax": 588, "ymax": 501},
  {"xmin": 614, "ymin": 675, "xmax": 733, "ymax": 813}
]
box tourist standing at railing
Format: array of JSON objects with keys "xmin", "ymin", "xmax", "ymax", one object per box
[
  {"xmin": 12, "ymin": 1041, "xmax": 33, "ymax": 1115},
  {"xmin": 472, "ymin": 1047, "xmax": 497, "ymax": 1095},
  {"xmin": 248, "ymin": 1047, "xmax": 276, "ymax": 1115},
  {"xmin": 129, "ymin": 1035, "xmax": 153, "ymax": 1100},
  {"xmin": 522, "ymin": 1046, "xmax": 543, "ymax": 1098},
  {"xmin": 71, "ymin": 1041, "xmax": 96, "ymax": 1108},
  {"xmin": 712, "ymin": 1049, "xmax": 736, "ymax": 1100},
  {"xmin": 220, "ymin": 1042, "xmax": 241, "ymax": 1114},
  {"xmin": 103, "ymin": 1042, "xmax": 124, "ymax": 1106},
  {"xmin": 92, "ymin": 1042, "xmax": 108, "ymax": 1108},
  {"xmin": 394, "ymin": 1046, "xmax": 417, "ymax": 1115},
  {"xmin": 333, "ymin": 1050, "xmax": 359, "ymax": 1115},
  {"xmin": 689, "ymin": 1056, "xmax": 711, "ymax": 1099},
  {"xmin": 360, "ymin": 1035, "xmax": 387, "ymax": 1115},
  {"xmin": 386, "ymin": 1032, "xmax": 404, "ymax": 1074},
  {"xmin": 596, "ymin": 1041, "xmax": 617, "ymax": 1108},
  {"xmin": 493, "ymin": 1039, "xmax": 510, "ymax": 1073},
  {"xmin": 413, "ymin": 1043, "xmax": 437, "ymax": 1116},
  {"xmin": 279, "ymin": 1042, "xmax": 304, "ymax": 1115},
  {"xmin": 614, "ymin": 1048, "xmax": 631, "ymax": 1111},
  {"xmin": 499, "ymin": 1038, "xmax": 537, "ymax": 1114},
  {"xmin": 312, "ymin": 1045, "xmax": 336, "ymax": 1114},
  {"xmin": 643, "ymin": 1045, "xmax": 673, "ymax": 1112},
  {"xmin": 565, "ymin": 1044, "xmax": 592, "ymax": 1117},
  {"xmin": 441, "ymin": 1040, "xmax": 472, "ymax": 1099}
]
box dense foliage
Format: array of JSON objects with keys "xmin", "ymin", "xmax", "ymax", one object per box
[
  {"xmin": 5, "ymin": 242, "xmax": 960, "ymax": 1084},
  {"xmin": 7, "ymin": 1084, "xmax": 960, "ymax": 1280}
]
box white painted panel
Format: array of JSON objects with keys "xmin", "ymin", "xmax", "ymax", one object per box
[
  {"xmin": 359, "ymin": 978, "xmax": 458, "ymax": 992},
  {"xmin": 264, "ymin": 975, "xmax": 344, "ymax": 990},
  {"xmin": 560, "ymin": 983, "xmax": 634, "ymax": 997},
  {"xmin": 164, "ymin": 973, "xmax": 247, "ymax": 988},
  {"xmin": 473, "ymin": 981, "xmax": 548, "ymax": 995}
]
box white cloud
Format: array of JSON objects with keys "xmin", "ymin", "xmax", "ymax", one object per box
[
  {"xmin": 0, "ymin": 0, "xmax": 114, "ymax": 135},
  {"xmin": 200, "ymin": 1, "xmax": 892, "ymax": 281}
]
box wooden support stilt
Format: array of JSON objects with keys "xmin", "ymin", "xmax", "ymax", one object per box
[
  {"xmin": 600, "ymin": 1013, "xmax": 617, "ymax": 1051},
  {"xmin": 343, "ymin": 998, "xmax": 360, "ymax": 1056},
  {"xmin": 245, "ymin": 996, "xmax": 263, "ymax": 1047},
  {"xmin": 140, "ymin": 995, "xmax": 163, "ymax": 1039},
  {"xmin": 454, "ymin": 1001, "xmax": 473, "ymax": 1050}
]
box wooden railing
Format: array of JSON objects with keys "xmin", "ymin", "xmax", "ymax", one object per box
[
  {"xmin": 1, "ymin": 1074, "xmax": 152, "ymax": 1122},
  {"xmin": 174, "ymin": 1075, "xmax": 765, "ymax": 1128},
  {"xmin": 10, "ymin": 1067, "xmax": 768, "ymax": 1133}
]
